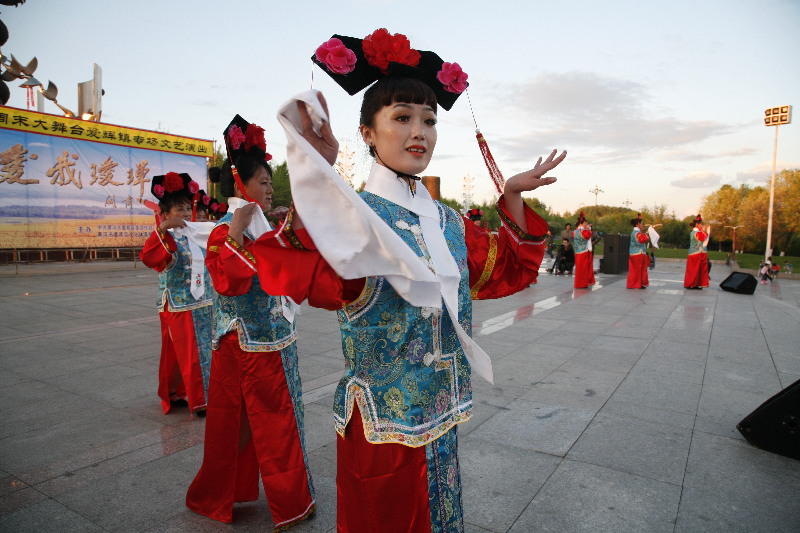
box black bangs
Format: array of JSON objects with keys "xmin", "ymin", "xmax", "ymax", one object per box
[
  {"xmin": 360, "ymin": 77, "xmax": 438, "ymax": 127},
  {"xmin": 158, "ymin": 193, "xmax": 192, "ymax": 215}
]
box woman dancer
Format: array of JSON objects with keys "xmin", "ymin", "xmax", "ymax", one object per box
[
  {"xmin": 185, "ymin": 116, "xmax": 315, "ymax": 531},
  {"xmin": 572, "ymin": 212, "xmax": 595, "ymax": 288},
  {"xmin": 627, "ymin": 214, "xmax": 650, "ymax": 289},
  {"xmin": 684, "ymin": 214, "xmax": 709, "ymax": 290},
  {"xmin": 140, "ymin": 173, "xmax": 212, "ymax": 417},
  {"xmin": 252, "ymin": 28, "xmax": 566, "ymax": 532}
]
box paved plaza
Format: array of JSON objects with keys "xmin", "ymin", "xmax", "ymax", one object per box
[{"xmin": 1, "ymin": 258, "xmax": 799, "ymax": 532}]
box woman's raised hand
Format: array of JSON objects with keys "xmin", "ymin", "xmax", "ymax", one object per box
[
  {"xmin": 297, "ymin": 92, "xmax": 339, "ymax": 165},
  {"xmin": 504, "ymin": 149, "xmax": 567, "ymax": 194},
  {"xmin": 159, "ymin": 217, "xmax": 186, "ymax": 231},
  {"xmin": 228, "ymin": 203, "xmax": 259, "ymax": 246},
  {"xmin": 267, "ymin": 206, "xmax": 290, "ymax": 220}
]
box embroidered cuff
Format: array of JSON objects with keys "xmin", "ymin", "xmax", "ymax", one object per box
[
  {"xmin": 156, "ymin": 227, "xmax": 177, "ymax": 253},
  {"xmin": 280, "ymin": 206, "xmax": 308, "ymax": 250},
  {"xmin": 497, "ymin": 196, "xmax": 547, "ymax": 243},
  {"xmin": 225, "ymin": 235, "xmax": 256, "ymax": 266},
  {"xmin": 470, "ymin": 233, "xmax": 498, "ymax": 300}
]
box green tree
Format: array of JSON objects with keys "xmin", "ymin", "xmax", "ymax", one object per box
[
  {"xmin": 738, "ymin": 187, "xmax": 769, "ymax": 253},
  {"xmin": 271, "ymin": 160, "xmax": 292, "ymax": 209}
]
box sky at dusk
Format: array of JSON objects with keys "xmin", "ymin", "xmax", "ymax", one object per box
[{"xmin": 3, "ymin": 0, "xmax": 798, "ymax": 217}]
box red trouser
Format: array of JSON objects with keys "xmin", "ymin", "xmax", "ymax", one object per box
[
  {"xmin": 684, "ymin": 253, "xmax": 710, "ymax": 288},
  {"xmin": 574, "ymin": 251, "xmax": 596, "ymax": 288},
  {"xmin": 337, "ymin": 405, "xmax": 432, "ymax": 533},
  {"xmin": 158, "ymin": 306, "xmax": 206, "ymax": 414},
  {"xmin": 186, "ymin": 334, "xmax": 314, "ymax": 529},
  {"xmin": 627, "ymin": 254, "xmax": 650, "ymax": 288}
]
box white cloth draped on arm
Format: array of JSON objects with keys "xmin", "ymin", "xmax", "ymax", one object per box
[{"xmin": 276, "ymin": 89, "xmax": 493, "ymax": 383}]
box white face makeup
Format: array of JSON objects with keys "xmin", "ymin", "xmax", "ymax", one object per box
[{"xmin": 360, "ymin": 102, "xmax": 438, "ymax": 176}]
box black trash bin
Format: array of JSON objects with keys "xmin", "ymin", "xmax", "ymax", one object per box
[{"xmin": 601, "ymin": 234, "xmax": 630, "ymax": 274}]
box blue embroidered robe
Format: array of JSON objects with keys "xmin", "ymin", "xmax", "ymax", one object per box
[
  {"xmin": 333, "ymin": 192, "xmax": 473, "ymax": 448},
  {"xmin": 210, "ymin": 214, "xmax": 297, "ymax": 353}
]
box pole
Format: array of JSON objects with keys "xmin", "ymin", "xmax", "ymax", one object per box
[{"xmin": 765, "ymin": 125, "xmax": 778, "ymax": 261}]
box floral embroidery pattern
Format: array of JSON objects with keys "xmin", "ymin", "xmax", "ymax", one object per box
[{"xmin": 332, "ymin": 193, "xmax": 475, "ymax": 447}]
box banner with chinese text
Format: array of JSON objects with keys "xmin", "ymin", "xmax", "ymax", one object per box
[{"xmin": 0, "ymin": 107, "xmax": 213, "ymax": 249}]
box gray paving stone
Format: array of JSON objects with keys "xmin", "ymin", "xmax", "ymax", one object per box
[
  {"xmin": 0, "ymin": 498, "xmax": 106, "ymax": 532},
  {"xmin": 694, "ymin": 384, "xmax": 770, "ymax": 438},
  {"xmin": 460, "ymin": 439, "xmax": 560, "ymax": 532},
  {"xmin": 469, "ymin": 397, "xmax": 597, "ymax": 457},
  {"xmin": 510, "ymin": 459, "xmax": 681, "ymax": 533},
  {"xmin": 677, "ymin": 431, "xmax": 800, "ymax": 533},
  {"xmin": 567, "ymin": 412, "xmax": 692, "ymax": 485}
]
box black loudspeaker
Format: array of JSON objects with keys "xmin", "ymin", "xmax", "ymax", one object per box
[
  {"xmin": 601, "ymin": 234, "xmax": 630, "ymax": 274},
  {"xmin": 736, "ymin": 379, "xmax": 800, "ymax": 460},
  {"xmin": 719, "ymin": 271, "xmax": 757, "ymax": 295}
]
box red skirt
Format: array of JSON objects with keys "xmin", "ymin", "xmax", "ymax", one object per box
[
  {"xmin": 574, "ymin": 251, "xmax": 596, "ymax": 288},
  {"xmin": 627, "ymin": 254, "xmax": 650, "ymax": 288},
  {"xmin": 337, "ymin": 405, "xmax": 432, "ymax": 533},
  {"xmin": 684, "ymin": 253, "xmax": 709, "ymax": 288},
  {"xmin": 158, "ymin": 307, "xmax": 206, "ymax": 414},
  {"xmin": 186, "ymin": 334, "xmax": 314, "ymax": 530}
]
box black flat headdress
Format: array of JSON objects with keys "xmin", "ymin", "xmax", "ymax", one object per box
[
  {"xmin": 151, "ymin": 172, "xmax": 194, "ymax": 201},
  {"xmin": 311, "ymin": 29, "xmax": 469, "ymax": 111}
]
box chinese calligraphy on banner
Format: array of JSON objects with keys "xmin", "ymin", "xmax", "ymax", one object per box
[{"xmin": 0, "ymin": 106, "xmax": 213, "ymax": 249}]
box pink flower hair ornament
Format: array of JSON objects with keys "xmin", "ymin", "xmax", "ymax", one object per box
[
  {"xmin": 437, "ymin": 62, "xmax": 468, "ymax": 94},
  {"xmin": 227, "ymin": 125, "xmax": 246, "ymax": 150},
  {"xmin": 187, "ymin": 180, "xmax": 200, "ymax": 194},
  {"xmin": 153, "ymin": 184, "xmax": 166, "ymax": 198},
  {"xmin": 316, "ymin": 38, "xmax": 357, "ymax": 75}
]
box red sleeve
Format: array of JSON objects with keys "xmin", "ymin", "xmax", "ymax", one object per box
[
  {"xmin": 696, "ymin": 231, "xmax": 708, "ymax": 242},
  {"xmin": 250, "ymin": 208, "xmax": 364, "ymax": 310},
  {"xmin": 580, "ymin": 229, "xmax": 592, "ymax": 240},
  {"xmin": 139, "ymin": 229, "xmax": 176, "ymax": 272},
  {"xmin": 636, "ymin": 232, "xmax": 650, "ymax": 244},
  {"xmin": 205, "ymin": 224, "xmax": 258, "ymax": 296},
  {"xmin": 468, "ymin": 195, "xmax": 547, "ymax": 300}
]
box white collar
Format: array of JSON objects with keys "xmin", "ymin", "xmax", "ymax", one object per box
[{"xmin": 364, "ymin": 163, "xmax": 439, "ymax": 220}]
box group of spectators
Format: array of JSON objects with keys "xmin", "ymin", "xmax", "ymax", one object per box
[{"xmin": 759, "ymin": 257, "xmax": 793, "ymax": 284}]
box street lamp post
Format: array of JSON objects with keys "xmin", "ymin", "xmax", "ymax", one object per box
[
  {"xmin": 724, "ymin": 225, "xmax": 745, "ymax": 256},
  {"xmin": 763, "ymin": 105, "xmax": 792, "ymax": 261}
]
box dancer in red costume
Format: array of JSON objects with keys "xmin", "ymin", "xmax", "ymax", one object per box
[
  {"xmin": 627, "ymin": 214, "xmax": 650, "ymax": 289},
  {"xmin": 573, "ymin": 212, "xmax": 596, "ymax": 288},
  {"xmin": 684, "ymin": 214, "xmax": 710, "ymax": 290},
  {"xmin": 140, "ymin": 172, "xmax": 212, "ymax": 417},
  {"xmin": 249, "ymin": 28, "xmax": 566, "ymax": 533},
  {"xmin": 186, "ymin": 116, "xmax": 315, "ymax": 531}
]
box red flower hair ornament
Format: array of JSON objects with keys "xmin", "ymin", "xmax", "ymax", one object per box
[
  {"xmin": 153, "ymin": 184, "xmax": 166, "ymax": 198},
  {"xmin": 164, "ymin": 172, "xmax": 185, "ymax": 193},
  {"xmin": 244, "ymin": 124, "xmax": 271, "ymax": 161},
  {"xmin": 362, "ymin": 28, "xmax": 421, "ymax": 73}
]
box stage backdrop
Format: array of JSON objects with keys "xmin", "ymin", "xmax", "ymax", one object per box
[{"xmin": 0, "ymin": 106, "xmax": 213, "ymax": 249}]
